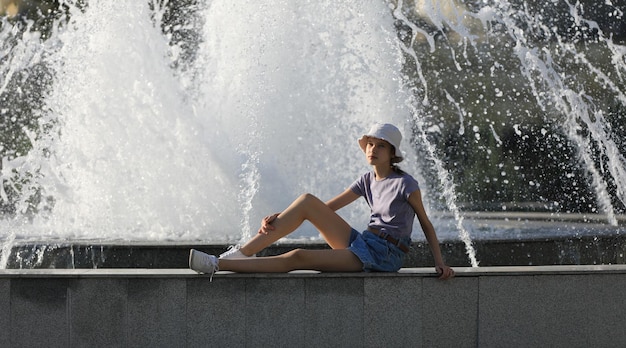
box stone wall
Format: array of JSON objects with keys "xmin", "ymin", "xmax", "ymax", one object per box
[{"xmin": 1, "ymin": 266, "xmax": 625, "ymax": 347}]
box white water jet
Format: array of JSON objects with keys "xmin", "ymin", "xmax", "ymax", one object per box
[
  {"xmin": 0, "ymin": 1, "xmax": 417, "ymax": 244},
  {"xmin": 393, "ymin": 0, "xmax": 479, "ymax": 266}
]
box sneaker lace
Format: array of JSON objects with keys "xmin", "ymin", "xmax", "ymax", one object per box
[
  {"xmin": 206, "ymin": 254, "xmax": 219, "ymax": 282},
  {"xmin": 198, "ymin": 252, "xmax": 219, "ymax": 282}
]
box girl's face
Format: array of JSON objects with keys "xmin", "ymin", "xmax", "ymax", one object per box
[{"xmin": 364, "ymin": 137, "xmax": 394, "ymax": 166}]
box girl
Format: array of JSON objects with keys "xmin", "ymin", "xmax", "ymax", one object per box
[{"xmin": 189, "ymin": 123, "xmax": 454, "ymax": 279}]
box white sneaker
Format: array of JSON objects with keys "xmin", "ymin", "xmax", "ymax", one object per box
[
  {"xmin": 219, "ymin": 245, "xmax": 256, "ymax": 259},
  {"xmin": 189, "ymin": 249, "xmax": 219, "ymax": 277}
]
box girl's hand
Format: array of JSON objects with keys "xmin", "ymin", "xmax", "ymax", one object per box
[
  {"xmin": 258, "ymin": 213, "xmax": 280, "ymax": 235},
  {"xmin": 436, "ymin": 264, "xmax": 455, "ymax": 280}
]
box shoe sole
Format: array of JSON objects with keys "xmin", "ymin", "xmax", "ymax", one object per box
[{"xmin": 189, "ymin": 249, "xmax": 203, "ymax": 274}]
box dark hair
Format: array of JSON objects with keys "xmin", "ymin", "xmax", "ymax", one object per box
[
  {"xmin": 391, "ymin": 145, "xmax": 405, "ymax": 174},
  {"xmin": 391, "ymin": 164, "xmax": 405, "ymax": 174}
]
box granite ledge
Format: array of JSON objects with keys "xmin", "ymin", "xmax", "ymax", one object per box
[{"xmin": 1, "ymin": 264, "xmax": 626, "ymax": 278}]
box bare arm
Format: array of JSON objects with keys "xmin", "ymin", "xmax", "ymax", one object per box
[
  {"xmin": 408, "ymin": 190, "xmax": 454, "ymax": 280},
  {"xmin": 326, "ymin": 188, "xmax": 359, "ymax": 211}
]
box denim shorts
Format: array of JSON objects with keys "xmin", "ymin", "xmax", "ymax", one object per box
[{"xmin": 347, "ymin": 229, "xmax": 409, "ymax": 272}]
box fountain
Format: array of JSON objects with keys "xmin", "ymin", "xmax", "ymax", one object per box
[{"xmin": 0, "ymin": 0, "xmax": 624, "ymax": 269}]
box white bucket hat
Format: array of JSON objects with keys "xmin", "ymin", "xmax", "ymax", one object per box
[{"xmin": 358, "ymin": 123, "xmax": 404, "ymax": 163}]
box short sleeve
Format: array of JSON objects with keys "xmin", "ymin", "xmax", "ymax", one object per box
[
  {"xmin": 349, "ymin": 173, "xmax": 367, "ymax": 197},
  {"xmin": 402, "ymin": 174, "xmax": 420, "ymax": 200}
]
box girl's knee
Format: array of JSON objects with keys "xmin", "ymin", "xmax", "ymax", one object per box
[{"xmin": 297, "ymin": 193, "xmax": 322, "ymax": 206}]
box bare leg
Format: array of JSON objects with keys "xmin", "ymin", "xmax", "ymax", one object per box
[
  {"xmin": 218, "ymin": 248, "xmax": 362, "ymax": 273},
  {"xmin": 239, "ymin": 193, "xmax": 353, "ymax": 256}
]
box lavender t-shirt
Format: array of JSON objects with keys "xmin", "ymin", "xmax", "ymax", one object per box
[{"xmin": 349, "ymin": 171, "xmax": 420, "ymax": 239}]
